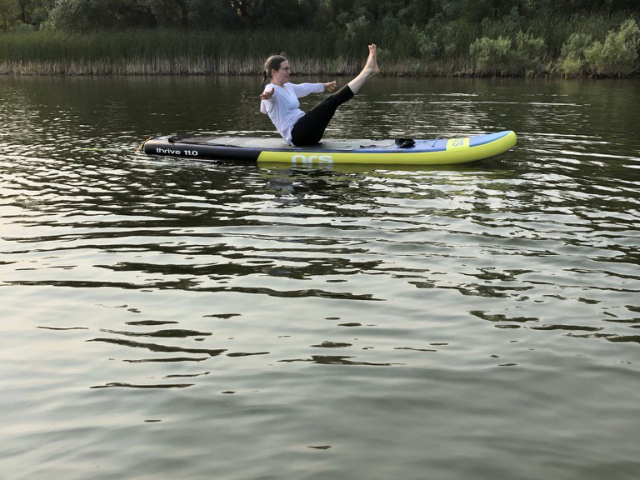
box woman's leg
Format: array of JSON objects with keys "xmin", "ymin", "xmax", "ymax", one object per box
[
  {"xmin": 291, "ymin": 44, "xmax": 380, "ymax": 147},
  {"xmin": 291, "ymin": 85, "xmax": 354, "ymax": 146}
]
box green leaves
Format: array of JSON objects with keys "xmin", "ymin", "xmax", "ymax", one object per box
[
  {"xmin": 558, "ymin": 19, "xmax": 640, "ymax": 76},
  {"xmin": 585, "ymin": 19, "xmax": 640, "ymax": 76},
  {"xmin": 470, "ymin": 36, "xmax": 514, "ymax": 75}
]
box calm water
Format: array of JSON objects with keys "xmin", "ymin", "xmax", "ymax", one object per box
[{"xmin": 1, "ymin": 75, "xmax": 640, "ymax": 480}]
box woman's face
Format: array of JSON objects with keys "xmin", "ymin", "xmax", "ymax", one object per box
[{"xmin": 271, "ymin": 60, "xmax": 291, "ymax": 84}]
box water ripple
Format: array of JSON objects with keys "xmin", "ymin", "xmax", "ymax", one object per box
[{"xmin": 2, "ymin": 76, "xmax": 640, "ymax": 480}]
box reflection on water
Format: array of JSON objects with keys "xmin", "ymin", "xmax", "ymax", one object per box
[{"xmin": 1, "ymin": 75, "xmax": 640, "ymax": 480}]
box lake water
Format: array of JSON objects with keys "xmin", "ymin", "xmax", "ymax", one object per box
[{"xmin": 1, "ymin": 75, "xmax": 640, "ymax": 480}]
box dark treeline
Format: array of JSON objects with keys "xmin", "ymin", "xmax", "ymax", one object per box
[
  {"xmin": 5, "ymin": 0, "xmax": 639, "ymax": 32},
  {"xmin": 1, "ymin": 0, "xmax": 639, "ymax": 76}
]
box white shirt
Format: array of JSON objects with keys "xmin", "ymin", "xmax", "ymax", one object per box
[{"xmin": 260, "ymin": 82, "xmax": 324, "ymax": 145}]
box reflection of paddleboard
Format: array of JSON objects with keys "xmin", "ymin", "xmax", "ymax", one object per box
[{"xmin": 140, "ymin": 131, "xmax": 517, "ymax": 166}]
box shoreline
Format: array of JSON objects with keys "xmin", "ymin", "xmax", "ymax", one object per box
[{"xmin": 1, "ymin": 58, "xmax": 637, "ymax": 79}]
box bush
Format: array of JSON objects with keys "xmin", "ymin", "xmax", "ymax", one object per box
[
  {"xmin": 379, "ymin": 17, "xmax": 422, "ymax": 60},
  {"xmin": 585, "ymin": 19, "xmax": 640, "ymax": 76},
  {"xmin": 470, "ymin": 36, "xmax": 514, "ymax": 75},
  {"xmin": 557, "ymin": 33, "xmax": 593, "ymax": 76},
  {"xmin": 417, "ymin": 32, "xmax": 439, "ymax": 62},
  {"xmin": 17, "ymin": 24, "xmax": 36, "ymax": 33},
  {"xmin": 514, "ymin": 31, "xmax": 546, "ymax": 75}
]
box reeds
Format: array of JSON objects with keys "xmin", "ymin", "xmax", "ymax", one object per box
[
  {"xmin": 0, "ymin": 12, "xmax": 637, "ymax": 77},
  {"xmin": 0, "ymin": 29, "xmax": 342, "ymax": 75}
]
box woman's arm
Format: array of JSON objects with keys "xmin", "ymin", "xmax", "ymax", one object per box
[
  {"xmin": 260, "ymin": 88, "xmax": 275, "ymax": 101},
  {"xmin": 290, "ymin": 82, "xmax": 326, "ymax": 98},
  {"xmin": 260, "ymin": 86, "xmax": 276, "ymax": 114}
]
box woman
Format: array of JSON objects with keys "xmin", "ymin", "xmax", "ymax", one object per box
[{"xmin": 260, "ymin": 44, "xmax": 380, "ymax": 147}]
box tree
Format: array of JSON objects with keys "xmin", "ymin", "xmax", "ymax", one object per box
[
  {"xmin": 147, "ymin": 0, "xmax": 205, "ymax": 28},
  {"xmin": 226, "ymin": 0, "xmax": 310, "ymax": 28},
  {"xmin": 45, "ymin": 0, "xmax": 155, "ymax": 31},
  {"xmin": 0, "ymin": 0, "xmax": 19, "ymax": 31}
]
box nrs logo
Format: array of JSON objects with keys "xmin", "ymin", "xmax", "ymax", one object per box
[{"xmin": 291, "ymin": 154, "xmax": 334, "ymax": 165}]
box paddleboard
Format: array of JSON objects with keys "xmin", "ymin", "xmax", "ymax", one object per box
[{"xmin": 139, "ymin": 130, "xmax": 517, "ymax": 166}]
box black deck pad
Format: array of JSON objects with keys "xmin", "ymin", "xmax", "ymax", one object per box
[{"xmin": 172, "ymin": 136, "xmax": 396, "ymax": 151}]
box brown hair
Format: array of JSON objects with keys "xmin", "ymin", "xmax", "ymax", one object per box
[{"xmin": 262, "ymin": 54, "xmax": 287, "ymax": 87}]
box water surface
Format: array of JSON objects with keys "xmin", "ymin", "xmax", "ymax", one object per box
[{"xmin": 1, "ymin": 75, "xmax": 640, "ymax": 479}]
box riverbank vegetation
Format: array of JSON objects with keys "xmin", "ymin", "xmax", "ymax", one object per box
[{"xmin": 0, "ymin": 0, "xmax": 638, "ymax": 77}]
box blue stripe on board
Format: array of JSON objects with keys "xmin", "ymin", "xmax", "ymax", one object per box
[{"xmin": 469, "ymin": 131, "xmax": 510, "ymax": 148}]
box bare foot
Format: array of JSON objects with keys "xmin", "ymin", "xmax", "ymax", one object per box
[
  {"xmin": 364, "ymin": 44, "xmax": 381, "ymax": 76},
  {"xmin": 347, "ymin": 44, "xmax": 381, "ymax": 94}
]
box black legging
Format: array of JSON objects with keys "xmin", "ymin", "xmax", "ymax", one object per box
[{"xmin": 290, "ymin": 85, "xmax": 355, "ymax": 147}]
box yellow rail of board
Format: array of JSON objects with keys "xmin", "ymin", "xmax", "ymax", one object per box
[{"xmin": 257, "ymin": 131, "xmax": 517, "ymax": 166}]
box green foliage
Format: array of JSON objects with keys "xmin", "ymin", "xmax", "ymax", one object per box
[
  {"xmin": 557, "ymin": 33, "xmax": 593, "ymax": 76},
  {"xmin": 470, "ymin": 36, "xmax": 514, "ymax": 75},
  {"xmin": 41, "ymin": 0, "xmax": 313, "ymax": 31},
  {"xmin": 418, "ymin": 32, "xmax": 438, "ymax": 63},
  {"xmin": 1, "ymin": 0, "xmax": 19, "ymax": 31},
  {"xmin": 469, "ymin": 30, "xmax": 547, "ymax": 76},
  {"xmin": 344, "ymin": 15, "xmax": 370, "ymax": 44},
  {"xmin": 514, "ymin": 31, "xmax": 546, "ymax": 75},
  {"xmin": 44, "ymin": 0, "xmax": 156, "ymax": 31},
  {"xmin": 1, "ymin": 0, "xmax": 639, "ymax": 77},
  {"xmin": 16, "ymin": 22, "xmax": 35, "ymax": 32},
  {"xmin": 584, "ymin": 19, "xmax": 640, "ymax": 76}
]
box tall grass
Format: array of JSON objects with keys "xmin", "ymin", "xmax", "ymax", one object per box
[
  {"xmin": 0, "ymin": 29, "xmax": 343, "ymax": 75},
  {"xmin": 0, "ymin": 12, "xmax": 638, "ymax": 77}
]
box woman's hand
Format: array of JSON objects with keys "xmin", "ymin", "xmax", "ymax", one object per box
[
  {"xmin": 260, "ymin": 88, "xmax": 275, "ymax": 100},
  {"xmin": 323, "ymin": 81, "xmax": 337, "ymax": 92}
]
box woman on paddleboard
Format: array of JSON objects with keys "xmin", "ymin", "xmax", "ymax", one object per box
[{"xmin": 260, "ymin": 44, "xmax": 380, "ymax": 147}]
